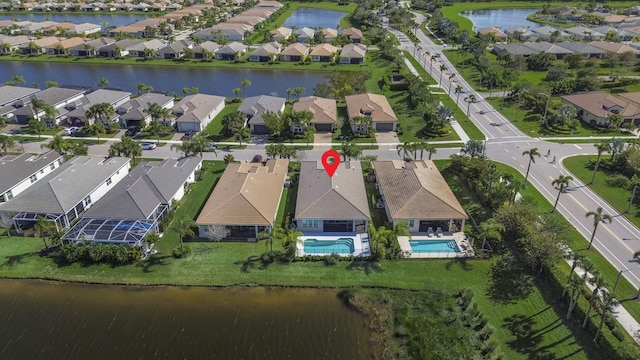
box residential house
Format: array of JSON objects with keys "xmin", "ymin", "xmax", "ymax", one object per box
[
  {"xmin": 504, "ymin": 26, "xmax": 536, "ymax": 41},
  {"xmin": 295, "ymin": 161, "xmax": 370, "ymax": 233},
  {"xmin": 556, "ymin": 42, "xmax": 605, "ymax": 59},
  {"xmin": 65, "ymin": 89, "xmax": 132, "ymax": 127},
  {"xmin": 279, "ymin": 42, "xmax": 309, "ymax": 62},
  {"xmin": 0, "ymin": 35, "xmax": 31, "ymax": 53},
  {"xmin": 238, "ymin": 95, "xmax": 286, "ymax": 134},
  {"xmin": 108, "ymin": 24, "xmax": 147, "ymax": 37},
  {"xmin": 0, "ymin": 85, "xmax": 40, "ymax": 124},
  {"xmin": 19, "ymin": 36, "xmax": 60, "ymax": 55},
  {"xmin": 192, "ymin": 41, "xmax": 220, "ymax": 59},
  {"xmin": 61, "ymin": 157, "xmax": 202, "ymax": 248},
  {"xmin": 294, "ymin": 27, "xmax": 315, "ymax": 43},
  {"xmin": 491, "ymin": 43, "xmax": 537, "ymax": 57},
  {"xmin": 68, "ymin": 37, "xmax": 114, "ymax": 57},
  {"xmin": 214, "ymin": 41, "xmax": 248, "ymax": 60},
  {"xmin": 226, "ymin": 15, "xmax": 264, "ymax": 29},
  {"xmin": 561, "ymin": 91, "xmax": 640, "ymax": 127},
  {"xmin": 310, "ymin": 43, "xmax": 337, "ymax": 62},
  {"xmin": 372, "ymin": 160, "xmax": 468, "ymax": 233},
  {"xmin": 564, "ymin": 26, "xmax": 606, "ymax": 41},
  {"xmin": 44, "ymin": 37, "xmax": 85, "ymax": 55},
  {"xmin": 617, "ymin": 92, "xmax": 640, "ymax": 125},
  {"xmin": 321, "ymin": 28, "xmax": 338, "ymax": 43},
  {"xmin": 173, "ymin": 94, "xmax": 226, "ymax": 132},
  {"xmin": 591, "ymin": 25, "xmax": 635, "ymax": 41},
  {"xmin": 12, "ymin": 87, "xmax": 86, "ymax": 126},
  {"xmin": 476, "ymin": 27, "xmax": 507, "ymax": 41},
  {"xmin": 0, "ymin": 151, "xmax": 64, "ymax": 204},
  {"xmin": 339, "ymin": 43, "xmax": 367, "ymax": 64},
  {"xmin": 292, "ymin": 96, "xmax": 337, "ymax": 132},
  {"xmin": 0, "ymin": 156, "xmax": 130, "ymax": 233},
  {"xmin": 128, "ymin": 39, "xmax": 165, "ymax": 58},
  {"xmin": 521, "ymin": 41, "xmax": 574, "ymax": 59},
  {"xmin": 270, "ymin": 26, "xmax": 291, "ymax": 42},
  {"xmin": 248, "ymin": 41, "xmax": 281, "ymax": 62},
  {"xmin": 156, "ymin": 40, "xmax": 194, "ymax": 59},
  {"xmin": 342, "ymin": 27, "xmax": 363, "ymax": 43},
  {"xmin": 530, "ymin": 25, "xmax": 569, "ymax": 41},
  {"xmin": 345, "ymin": 93, "xmax": 397, "ymax": 132},
  {"xmin": 117, "ymin": 93, "xmax": 174, "ymax": 128},
  {"xmin": 196, "ymin": 159, "xmax": 289, "ymax": 241},
  {"xmin": 194, "ymin": 23, "xmax": 252, "ymax": 42},
  {"xmin": 589, "ymin": 40, "xmax": 638, "ymax": 55},
  {"xmin": 70, "ymin": 22, "xmax": 102, "ymax": 35},
  {"xmin": 98, "ymin": 39, "xmax": 144, "ymax": 58}
]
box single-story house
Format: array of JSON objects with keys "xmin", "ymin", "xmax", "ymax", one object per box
[
  {"xmin": 0, "ymin": 151, "xmax": 64, "ymax": 204},
  {"xmin": 12, "ymin": 87, "xmax": 86, "ymax": 126},
  {"xmin": 68, "ymin": 37, "xmax": 114, "ymax": 57},
  {"xmin": 214, "ymin": 42, "xmax": 248, "ymax": 61},
  {"xmin": 589, "ymin": 41, "xmax": 638, "ymax": 55},
  {"xmin": 98, "ymin": 39, "xmax": 144, "ymax": 58},
  {"xmin": 117, "ymin": 93, "xmax": 174, "ymax": 128},
  {"xmin": 561, "ymin": 91, "xmax": 640, "ymax": 127},
  {"xmin": 504, "ymin": 26, "xmax": 536, "ymax": 41},
  {"xmin": 61, "ymin": 157, "xmax": 202, "ymax": 248},
  {"xmin": 192, "ymin": 41, "xmax": 220, "ymax": 59},
  {"xmin": 279, "ymin": 42, "xmax": 310, "ymax": 62},
  {"xmin": 556, "ymin": 41, "xmax": 605, "ymax": 59},
  {"xmin": 345, "ymin": 93, "xmax": 398, "ymax": 132},
  {"xmin": 294, "ymin": 27, "xmax": 315, "ymax": 43},
  {"xmin": 564, "ymin": 26, "xmax": 606, "ymax": 41},
  {"xmin": 530, "ymin": 25, "xmax": 569, "ymax": 41},
  {"xmin": 476, "ymin": 27, "xmax": 507, "ymax": 41},
  {"xmin": 321, "ymin": 28, "xmax": 338, "ymax": 43},
  {"xmin": 65, "ymin": 89, "xmax": 132, "ymax": 126},
  {"xmin": 0, "ymin": 35, "xmax": 31, "ymax": 53},
  {"xmin": 0, "ymin": 156, "xmax": 130, "ymax": 233},
  {"xmin": 128, "ymin": 39, "xmax": 165, "ymax": 58},
  {"xmin": 194, "ymin": 23, "xmax": 253, "ymax": 42},
  {"xmin": 342, "ymin": 27, "xmax": 363, "ymax": 43},
  {"xmin": 292, "ymin": 96, "xmax": 337, "ymax": 132},
  {"xmin": 44, "ymin": 37, "xmax": 85, "ymax": 55},
  {"xmin": 372, "ymin": 160, "xmax": 467, "ymax": 234},
  {"xmin": 70, "ymin": 22, "xmax": 102, "ymax": 35},
  {"xmin": 248, "ymin": 41, "xmax": 281, "ymax": 62},
  {"xmin": 491, "ymin": 43, "xmax": 537, "ymax": 57},
  {"xmin": 521, "ymin": 41, "xmax": 574, "ymax": 59},
  {"xmin": 173, "ymin": 94, "xmax": 226, "ymax": 133},
  {"xmin": 19, "ymin": 36, "xmax": 60, "ymax": 55},
  {"xmin": 295, "ymin": 161, "xmax": 370, "ymax": 233},
  {"xmin": 156, "ymin": 40, "xmax": 194, "ymax": 59},
  {"xmin": 0, "ymin": 85, "xmax": 40, "ymax": 107},
  {"xmin": 339, "ymin": 43, "xmax": 366, "ymax": 64},
  {"xmin": 309, "ymin": 43, "xmax": 338, "ymax": 62},
  {"xmin": 196, "ymin": 159, "xmax": 289, "ymax": 241},
  {"xmin": 238, "ymin": 95, "xmax": 286, "ymax": 134},
  {"xmin": 270, "ymin": 26, "xmax": 292, "ymax": 42}
]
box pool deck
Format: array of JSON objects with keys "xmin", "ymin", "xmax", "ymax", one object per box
[
  {"xmin": 296, "ymin": 233, "xmax": 370, "ymax": 257},
  {"xmin": 397, "ymin": 232, "xmax": 475, "ymax": 259}
]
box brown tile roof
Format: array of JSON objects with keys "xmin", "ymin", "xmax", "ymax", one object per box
[
  {"xmin": 281, "ymin": 42, "xmax": 310, "ymax": 56},
  {"xmin": 196, "ymin": 159, "xmax": 289, "ymax": 226},
  {"xmin": 345, "ymin": 93, "xmax": 397, "ymax": 122},
  {"xmin": 588, "ymin": 41, "xmax": 637, "ymax": 54},
  {"xmin": 372, "ymin": 160, "xmax": 467, "ymax": 220},
  {"xmin": 310, "ymin": 43, "xmax": 338, "ymax": 57},
  {"xmin": 321, "ymin": 28, "xmax": 338, "ymax": 38},
  {"xmin": 270, "ymin": 26, "xmax": 291, "ymax": 38},
  {"xmin": 340, "ymin": 43, "xmax": 366, "ymax": 58},
  {"xmin": 342, "ymin": 27, "xmax": 363, "ymax": 39},
  {"xmin": 293, "ymin": 96, "xmax": 337, "ymax": 124},
  {"xmin": 561, "ymin": 91, "xmax": 633, "ymax": 118},
  {"xmin": 295, "ymin": 161, "xmax": 370, "ymax": 220}
]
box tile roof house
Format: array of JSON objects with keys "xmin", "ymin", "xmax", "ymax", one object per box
[
  {"xmin": 214, "ymin": 41, "xmax": 248, "ymax": 60},
  {"xmin": 372, "ymin": 160, "xmax": 467, "ymax": 234},
  {"xmin": 521, "ymin": 41, "xmax": 574, "ymax": 59},
  {"xmin": 339, "ymin": 43, "xmax": 366, "ymax": 64},
  {"xmin": 61, "ymin": 157, "xmax": 202, "ymax": 248},
  {"xmin": 295, "ymin": 161, "xmax": 370, "ymax": 233},
  {"xmin": 156, "ymin": 39, "xmax": 194, "ymax": 59},
  {"xmin": 65, "ymin": 89, "xmax": 132, "ymax": 126},
  {"xmin": 192, "ymin": 41, "xmax": 220, "ymax": 59},
  {"xmin": 44, "ymin": 37, "xmax": 85, "ymax": 55},
  {"xmin": 270, "ymin": 26, "xmax": 292, "ymax": 42},
  {"xmin": 0, "ymin": 85, "xmax": 40, "ymax": 107},
  {"xmin": 98, "ymin": 39, "xmax": 144, "ymax": 57},
  {"xmin": 10, "ymin": 87, "xmax": 86, "ymax": 126},
  {"xmin": 0, "ymin": 156, "xmax": 130, "ymax": 232},
  {"xmin": 588, "ymin": 41, "xmax": 638, "ymax": 54},
  {"xmin": 19, "ymin": 36, "xmax": 60, "ymax": 55},
  {"xmin": 530, "ymin": 25, "xmax": 569, "ymax": 41},
  {"xmin": 561, "ymin": 91, "xmax": 640, "ymax": 126},
  {"xmin": 196, "ymin": 159, "xmax": 289, "ymax": 240},
  {"xmin": 476, "ymin": 27, "xmax": 507, "ymax": 41},
  {"xmin": 70, "ymin": 22, "xmax": 102, "ymax": 35},
  {"xmin": 342, "ymin": 27, "xmax": 363, "ymax": 43},
  {"xmin": 310, "ymin": 43, "xmax": 338, "ymax": 62},
  {"xmin": 128, "ymin": 39, "xmax": 165, "ymax": 57},
  {"xmin": 0, "ymin": 151, "xmax": 64, "ymax": 204},
  {"xmin": 345, "ymin": 93, "xmax": 397, "ymax": 132},
  {"xmin": 195, "ymin": 23, "xmax": 252, "ymax": 41},
  {"xmin": 294, "ymin": 27, "xmax": 315, "ymax": 43},
  {"xmin": 279, "ymin": 42, "xmax": 310, "ymax": 62},
  {"xmin": 0, "ymin": 34, "xmax": 31, "ymax": 53},
  {"xmin": 249, "ymin": 41, "xmax": 281, "ymax": 62},
  {"xmin": 173, "ymin": 94, "xmax": 226, "ymax": 132},
  {"xmin": 117, "ymin": 93, "xmax": 174, "ymax": 128},
  {"xmin": 321, "ymin": 28, "xmax": 338, "ymax": 43},
  {"xmin": 564, "ymin": 26, "xmax": 606, "ymax": 41},
  {"xmin": 556, "ymin": 41, "xmax": 605, "ymax": 59},
  {"xmin": 292, "ymin": 96, "xmax": 337, "ymax": 132},
  {"xmin": 491, "ymin": 43, "xmax": 537, "ymax": 57},
  {"xmin": 239, "ymin": 95, "xmax": 286, "ymax": 134},
  {"xmin": 68, "ymin": 37, "xmax": 114, "ymax": 57}
]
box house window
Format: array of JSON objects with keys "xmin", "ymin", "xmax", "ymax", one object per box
[
  {"xmin": 50, "ymin": 163, "xmax": 55, "ymax": 170},
  {"xmin": 106, "ymin": 177, "xmax": 112, "ymax": 186},
  {"xmin": 40, "ymin": 169, "xmax": 44, "ymax": 174},
  {"xmin": 30, "ymin": 174, "xmax": 37, "ymax": 183},
  {"xmin": 407, "ymin": 220, "xmax": 415, "ymax": 228},
  {"xmin": 83, "ymin": 196, "xmax": 92, "ymax": 206},
  {"xmin": 301, "ymin": 219, "xmax": 319, "ymax": 229},
  {"xmin": 6, "ymin": 190, "xmax": 13, "ymax": 200},
  {"xmin": 58, "ymin": 159, "xmax": 63, "ymax": 166}
]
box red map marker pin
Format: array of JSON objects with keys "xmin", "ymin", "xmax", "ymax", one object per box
[{"xmin": 321, "ymin": 150, "xmax": 340, "ymax": 177}]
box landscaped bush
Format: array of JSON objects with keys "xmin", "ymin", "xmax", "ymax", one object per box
[
  {"xmin": 172, "ymin": 245, "xmax": 191, "ymax": 258},
  {"xmin": 323, "ymin": 253, "xmax": 341, "ymax": 266},
  {"xmin": 606, "ymin": 174, "xmax": 631, "ymax": 189},
  {"xmin": 60, "ymin": 242, "xmax": 140, "ymax": 265}
]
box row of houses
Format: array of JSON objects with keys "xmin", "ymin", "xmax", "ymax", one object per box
[
  {"xmin": 492, "ymin": 40, "xmax": 639, "ymax": 59},
  {"xmin": 268, "ymin": 26, "xmax": 363, "ymax": 44},
  {"xmin": 479, "ymin": 23, "xmax": 640, "ymax": 43},
  {"xmin": 0, "ymin": 1, "xmax": 185, "ymax": 13},
  {"xmin": 561, "ymin": 91, "xmax": 640, "ymax": 127},
  {"xmin": 246, "ymin": 42, "xmax": 366, "ymax": 64},
  {"xmin": 0, "ymin": 19, "xmax": 103, "ymax": 36},
  {"xmin": 0, "ymin": 85, "xmax": 225, "ymax": 132}
]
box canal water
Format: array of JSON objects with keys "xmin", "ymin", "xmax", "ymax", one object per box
[
  {"xmin": 0, "ymin": 13, "xmax": 146, "ymax": 27},
  {"xmin": 283, "ymin": 8, "xmax": 347, "ymax": 30},
  {"xmin": 461, "ymin": 8, "xmax": 540, "ymax": 31},
  {"xmin": 0, "ymin": 280, "xmax": 371, "ymax": 360},
  {"xmin": 1, "ymin": 62, "xmax": 329, "ymax": 98}
]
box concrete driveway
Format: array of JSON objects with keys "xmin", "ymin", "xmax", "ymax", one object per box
[
  {"xmin": 313, "ymin": 133, "xmax": 332, "ymax": 150},
  {"xmin": 375, "ymin": 132, "xmax": 398, "ymax": 148}
]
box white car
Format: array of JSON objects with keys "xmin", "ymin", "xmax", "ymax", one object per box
[
  {"xmin": 63, "ymin": 127, "xmax": 79, "ymax": 135},
  {"xmin": 140, "ymin": 142, "xmax": 156, "ymax": 150}
]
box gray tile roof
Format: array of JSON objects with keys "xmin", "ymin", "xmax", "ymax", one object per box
[
  {"xmin": 0, "ymin": 156, "xmax": 130, "ymax": 214},
  {"xmin": 117, "ymin": 93, "xmax": 174, "ymax": 122},
  {"xmin": 174, "ymin": 94, "xmax": 225, "ymax": 123},
  {"xmin": 32, "ymin": 87, "xmax": 86, "ymax": 107},
  {"xmin": 295, "ymin": 161, "xmax": 370, "ymax": 221},
  {"xmin": 556, "ymin": 41, "xmax": 606, "ymax": 54},
  {"xmin": 238, "ymin": 95, "xmax": 286, "ymax": 126},
  {"xmin": 84, "ymin": 157, "xmax": 202, "ymax": 219},
  {"xmin": 0, "ymin": 85, "xmax": 40, "ymax": 107},
  {"xmin": 0, "ymin": 151, "xmax": 63, "ymax": 195}
]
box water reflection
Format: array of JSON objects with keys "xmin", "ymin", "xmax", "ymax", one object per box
[
  {"xmin": 0, "ymin": 280, "xmax": 371, "ymax": 360},
  {"xmin": 0, "ymin": 14, "xmax": 146, "ymax": 26},
  {"xmin": 283, "ymin": 8, "xmax": 347, "ymax": 30},
  {"xmin": 461, "ymin": 9, "xmax": 539, "ymax": 31}
]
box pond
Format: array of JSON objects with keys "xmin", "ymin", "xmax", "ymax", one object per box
[
  {"xmin": 1, "ymin": 61, "xmax": 329, "ymax": 98},
  {"xmin": 461, "ymin": 8, "xmax": 540, "ymax": 31},
  {"xmin": 283, "ymin": 8, "xmax": 347, "ymax": 30},
  {"xmin": 0, "ymin": 13, "xmax": 146, "ymax": 27},
  {"xmin": 0, "ymin": 279, "xmax": 371, "ymax": 360}
]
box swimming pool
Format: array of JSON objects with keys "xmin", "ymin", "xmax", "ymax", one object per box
[
  {"xmin": 304, "ymin": 238, "xmax": 355, "ymax": 255},
  {"xmin": 409, "ymin": 239, "xmax": 460, "ymax": 253}
]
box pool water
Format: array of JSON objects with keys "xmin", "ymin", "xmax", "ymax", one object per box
[
  {"xmin": 304, "ymin": 238, "xmax": 355, "ymax": 254},
  {"xmin": 409, "ymin": 240, "xmax": 460, "ymax": 253}
]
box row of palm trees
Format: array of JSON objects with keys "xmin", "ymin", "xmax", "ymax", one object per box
[{"xmin": 396, "ymin": 141, "xmax": 437, "ymax": 161}]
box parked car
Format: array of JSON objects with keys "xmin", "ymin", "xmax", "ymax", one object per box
[
  {"xmin": 63, "ymin": 127, "xmax": 79, "ymax": 135},
  {"xmin": 183, "ymin": 130, "xmax": 197, "ymax": 140},
  {"xmin": 140, "ymin": 142, "xmax": 156, "ymax": 150},
  {"xmin": 251, "ymin": 155, "xmax": 263, "ymax": 163},
  {"xmin": 207, "ymin": 142, "xmax": 217, "ymax": 150},
  {"xmin": 125, "ymin": 126, "xmax": 140, "ymax": 137}
]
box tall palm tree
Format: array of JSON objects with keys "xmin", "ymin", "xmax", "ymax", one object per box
[
  {"xmin": 233, "ymin": 127, "xmax": 251, "ymax": 146},
  {"xmin": 562, "ymin": 251, "xmax": 587, "ymax": 298},
  {"xmin": 33, "ymin": 216, "xmax": 54, "ymax": 249},
  {"xmin": 583, "ymin": 271, "xmax": 607, "ymax": 329},
  {"xmin": 396, "ymin": 142, "xmax": 415, "ymax": 160},
  {"xmin": 522, "ymin": 148, "xmax": 540, "ymax": 186},
  {"xmin": 0, "ymin": 134, "xmax": 15, "ymax": 155},
  {"xmin": 590, "ymin": 142, "xmax": 609, "ymax": 184},
  {"xmin": 438, "ymin": 64, "xmax": 447, "ymax": 84},
  {"xmin": 41, "ymin": 134, "xmax": 69, "ymax": 153},
  {"xmin": 174, "ymin": 217, "xmax": 195, "ymax": 252},
  {"xmin": 586, "ymin": 207, "xmax": 613, "ymax": 250},
  {"xmin": 594, "ymin": 290, "xmax": 619, "ymax": 342},
  {"xmin": 454, "ymin": 85, "xmax": 464, "ymax": 106},
  {"xmin": 565, "ymin": 272, "xmax": 584, "ymax": 320},
  {"xmin": 477, "ymin": 218, "xmax": 504, "ymax": 252},
  {"xmin": 551, "ymin": 175, "xmax": 573, "ymax": 213},
  {"xmin": 465, "ymin": 95, "xmax": 476, "ymax": 118},
  {"xmin": 240, "ymin": 78, "xmax": 251, "ymax": 97}
]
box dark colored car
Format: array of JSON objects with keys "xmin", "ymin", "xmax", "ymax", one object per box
[
  {"xmin": 251, "ymin": 155, "xmax": 263, "ymax": 163},
  {"xmin": 125, "ymin": 126, "xmax": 140, "ymax": 137},
  {"xmin": 183, "ymin": 130, "xmax": 197, "ymax": 139}
]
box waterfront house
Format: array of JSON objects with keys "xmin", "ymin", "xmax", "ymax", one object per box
[
  {"xmin": 0, "ymin": 35, "xmax": 31, "ymax": 53},
  {"xmin": 345, "ymin": 93, "xmax": 397, "ymax": 132},
  {"xmin": 19, "ymin": 36, "xmax": 60, "ymax": 55},
  {"xmin": 294, "ymin": 27, "xmax": 315, "ymax": 43},
  {"xmin": 279, "ymin": 42, "xmax": 309, "ymax": 62},
  {"xmin": 11, "ymin": 87, "xmax": 86, "ymax": 126},
  {"xmin": 70, "ymin": 22, "xmax": 102, "ymax": 35},
  {"xmin": 270, "ymin": 26, "xmax": 292, "ymax": 42},
  {"xmin": 214, "ymin": 42, "xmax": 248, "ymax": 60},
  {"xmin": 372, "ymin": 160, "xmax": 468, "ymax": 234},
  {"xmin": 295, "ymin": 161, "xmax": 370, "ymax": 233},
  {"xmin": 238, "ymin": 95, "xmax": 286, "ymax": 134},
  {"xmin": 476, "ymin": 27, "xmax": 507, "ymax": 41},
  {"xmin": 44, "ymin": 37, "xmax": 85, "ymax": 55},
  {"xmin": 128, "ymin": 39, "xmax": 165, "ymax": 58},
  {"xmin": 61, "ymin": 157, "xmax": 202, "ymax": 249},
  {"xmin": 321, "ymin": 28, "xmax": 338, "ymax": 43},
  {"xmin": 248, "ymin": 41, "xmax": 281, "ymax": 62},
  {"xmin": 156, "ymin": 40, "xmax": 194, "ymax": 59},
  {"xmin": 0, "ymin": 156, "xmax": 130, "ymax": 233},
  {"xmin": 98, "ymin": 39, "xmax": 144, "ymax": 58},
  {"xmin": 564, "ymin": 26, "xmax": 606, "ymax": 41},
  {"xmin": 192, "ymin": 41, "xmax": 220, "ymax": 59},
  {"xmin": 342, "ymin": 27, "xmax": 363, "ymax": 43},
  {"xmin": 309, "ymin": 43, "xmax": 338, "ymax": 62},
  {"xmin": 0, "ymin": 151, "xmax": 64, "ymax": 204},
  {"xmin": 68, "ymin": 37, "xmax": 114, "ymax": 57},
  {"xmin": 0, "ymin": 85, "xmax": 40, "ymax": 108},
  {"xmin": 556, "ymin": 42, "xmax": 605, "ymax": 59},
  {"xmin": 117, "ymin": 93, "xmax": 174, "ymax": 128},
  {"xmin": 173, "ymin": 94, "xmax": 226, "ymax": 133},
  {"xmin": 530, "ymin": 25, "xmax": 569, "ymax": 41},
  {"xmin": 339, "ymin": 43, "xmax": 366, "ymax": 64},
  {"xmin": 198, "ymin": 23, "xmax": 253, "ymax": 41},
  {"xmin": 65, "ymin": 89, "xmax": 132, "ymax": 127},
  {"xmin": 196, "ymin": 159, "xmax": 289, "ymax": 241},
  {"xmin": 292, "ymin": 96, "xmax": 337, "ymax": 132},
  {"xmin": 226, "ymin": 15, "xmax": 265, "ymax": 29}
]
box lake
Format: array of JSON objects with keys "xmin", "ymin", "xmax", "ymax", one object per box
[
  {"xmin": 0, "ymin": 13, "xmax": 146, "ymax": 27},
  {"xmin": 283, "ymin": 8, "xmax": 347, "ymax": 30},
  {"xmin": 1, "ymin": 62, "xmax": 329, "ymax": 98},
  {"xmin": 0, "ymin": 279, "xmax": 371, "ymax": 360},
  {"xmin": 461, "ymin": 8, "xmax": 540, "ymax": 31}
]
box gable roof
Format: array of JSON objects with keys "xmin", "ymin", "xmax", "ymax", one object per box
[
  {"xmin": 271, "ymin": 26, "xmax": 292, "ymax": 38},
  {"xmin": 196, "ymin": 159, "xmax": 289, "ymax": 226},
  {"xmin": 293, "ymin": 96, "xmax": 337, "ymax": 124},
  {"xmin": 342, "ymin": 27, "xmax": 363, "ymax": 39},
  {"xmin": 522, "ymin": 41, "xmax": 574, "ymax": 55},
  {"xmin": 345, "ymin": 93, "xmax": 397, "ymax": 122},
  {"xmin": 589, "ymin": 40, "xmax": 638, "ymax": 54},
  {"xmin": 0, "ymin": 156, "xmax": 130, "ymax": 214},
  {"xmin": 0, "ymin": 85, "xmax": 40, "ymax": 106},
  {"xmin": 238, "ymin": 95, "xmax": 286, "ymax": 125},
  {"xmin": 372, "ymin": 160, "xmax": 467, "ymax": 220},
  {"xmin": 310, "ymin": 43, "xmax": 338, "ymax": 56},
  {"xmin": 295, "ymin": 161, "xmax": 370, "ymax": 221},
  {"xmin": 250, "ymin": 41, "xmax": 281, "ymax": 56},
  {"xmin": 84, "ymin": 157, "xmax": 202, "ymax": 219},
  {"xmin": 32, "ymin": 87, "xmax": 85, "ymax": 107},
  {"xmin": 174, "ymin": 94, "xmax": 225, "ymax": 123},
  {"xmin": 281, "ymin": 42, "xmax": 309, "ymax": 56},
  {"xmin": 216, "ymin": 41, "xmax": 248, "ymax": 54},
  {"xmin": 556, "ymin": 41, "xmax": 606, "ymax": 54},
  {"xmin": 0, "ymin": 151, "xmax": 63, "ymax": 195},
  {"xmin": 340, "ymin": 43, "xmax": 366, "ymax": 58},
  {"xmin": 562, "ymin": 91, "xmax": 631, "ymax": 118}
]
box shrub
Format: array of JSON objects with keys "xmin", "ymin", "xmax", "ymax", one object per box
[
  {"xmin": 612, "ymin": 328, "xmax": 626, "ymax": 342},
  {"xmin": 605, "ymin": 174, "xmax": 630, "ymax": 189},
  {"xmin": 173, "ymin": 245, "xmax": 191, "ymax": 258},
  {"xmin": 324, "ymin": 253, "xmax": 341, "ymax": 266}
]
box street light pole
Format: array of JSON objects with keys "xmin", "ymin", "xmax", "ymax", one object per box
[
  {"xmin": 612, "ymin": 265, "xmax": 640, "ymax": 299},
  {"xmin": 538, "ymin": 92, "xmax": 551, "ymax": 127}
]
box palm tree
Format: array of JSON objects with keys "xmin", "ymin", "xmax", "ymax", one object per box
[
  {"xmin": 233, "ymin": 127, "xmax": 251, "ymax": 146},
  {"xmin": 97, "ymin": 77, "xmax": 109, "ymax": 88},
  {"xmin": 174, "ymin": 217, "xmax": 195, "ymax": 252},
  {"xmin": 562, "ymin": 251, "xmax": 587, "ymax": 298},
  {"xmin": 594, "ymin": 290, "xmax": 619, "ymax": 342},
  {"xmin": 285, "ymin": 88, "xmax": 294, "ymax": 102},
  {"xmin": 396, "ymin": 142, "xmax": 415, "ymax": 160},
  {"xmin": 0, "ymin": 134, "xmax": 15, "ymax": 155},
  {"xmin": 565, "ymin": 272, "xmax": 584, "ymax": 320},
  {"xmin": 583, "ymin": 271, "xmax": 607, "ymax": 329},
  {"xmin": 240, "ymin": 78, "xmax": 251, "ymax": 97},
  {"xmin": 465, "ymin": 95, "xmax": 476, "ymax": 118},
  {"xmin": 586, "ymin": 207, "xmax": 613, "ymax": 250},
  {"xmin": 590, "ymin": 142, "xmax": 609, "ymax": 184},
  {"xmin": 41, "ymin": 134, "xmax": 69, "ymax": 153},
  {"xmin": 477, "ymin": 218, "xmax": 504, "ymax": 252},
  {"xmin": 223, "ymin": 154, "xmax": 235, "ymax": 164},
  {"xmin": 454, "ymin": 85, "xmax": 464, "ymax": 106},
  {"xmin": 551, "ymin": 175, "xmax": 573, "ymax": 213},
  {"xmin": 33, "ymin": 216, "xmax": 54, "ymax": 249},
  {"xmin": 438, "ymin": 64, "xmax": 447, "ymax": 84},
  {"xmin": 522, "ymin": 148, "xmax": 540, "ymax": 186}
]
